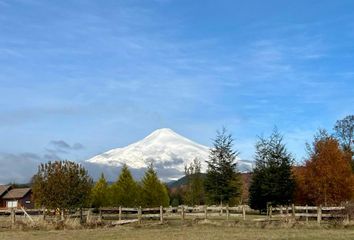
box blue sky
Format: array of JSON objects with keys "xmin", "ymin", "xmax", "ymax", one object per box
[{"xmin": 0, "ymin": 0, "xmax": 353, "ymax": 182}]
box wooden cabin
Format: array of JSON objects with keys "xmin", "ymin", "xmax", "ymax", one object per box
[
  {"xmin": 0, "ymin": 185, "xmax": 11, "ymax": 208},
  {"xmin": 0, "ymin": 185, "xmax": 34, "ymax": 209}
]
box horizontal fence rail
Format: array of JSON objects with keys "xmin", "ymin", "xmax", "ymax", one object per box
[
  {"xmin": 0, "ymin": 205, "xmax": 350, "ymax": 227},
  {"xmin": 269, "ymin": 205, "xmax": 348, "ymax": 223}
]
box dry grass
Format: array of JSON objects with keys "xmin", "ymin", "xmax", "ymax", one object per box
[{"xmin": 1, "ymin": 221, "xmax": 354, "ymax": 240}]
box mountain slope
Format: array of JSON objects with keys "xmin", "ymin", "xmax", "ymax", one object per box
[
  {"xmin": 166, "ymin": 173, "xmax": 206, "ymax": 188},
  {"xmin": 86, "ymin": 128, "xmax": 253, "ymax": 180},
  {"xmin": 87, "ymin": 128, "xmax": 210, "ymax": 171}
]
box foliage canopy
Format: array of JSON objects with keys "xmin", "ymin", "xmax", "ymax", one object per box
[
  {"xmin": 205, "ymin": 128, "xmax": 242, "ymax": 205},
  {"xmin": 110, "ymin": 164, "xmax": 140, "ymax": 207},
  {"xmin": 334, "ymin": 115, "xmax": 354, "ymax": 170},
  {"xmin": 32, "ymin": 160, "xmax": 93, "ymax": 210},
  {"xmin": 184, "ymin": 158, "xmax": 205, "ymax": 205},
  {"xmin": 294, "ymin": 130, "xmax": 354, "ymax": 205},
  {"xmin": 249, "ymin": 129, "xmax": 295, "ymax": 211},
  {"xmin": 91, "ymin": 173, "xmax": 109, "ymax": 208},
  {"xmin": 140, "ymin": 163, "xmax": 170, "ymax": 207}
]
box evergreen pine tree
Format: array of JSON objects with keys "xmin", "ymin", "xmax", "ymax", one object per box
[
  {"xmin": 110, "ymin": 164, "xmax": 140, "ymax": 207},
  {"xmin": 91, "ymin": 173, "xmax": 109, "ymax": 208},
  {"xmin": 141, "ymin": 163, "xmax": 169, "ymax": 207},
  {"xmin": 205, "ymin": 128, "xmax": 242, "ymax": 205},
  {"xmin": 249, "ymin": 129, "xmax": 295, "ymax": 211}
]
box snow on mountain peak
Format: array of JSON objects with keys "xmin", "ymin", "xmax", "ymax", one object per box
[
  {"xmin": 142, "ymin": 128, "xmax": 186, "ymax": 143},
  {"xmin": 86, "ymin": 128, "xmax": 209, "ymax": 171},
  {"xmin": 146, "ymin": 128, "xmax": 176, "ymax": 137},
  {"xmin": 86, "ymin": 128, "xmax": 254, "ymax": 180}
]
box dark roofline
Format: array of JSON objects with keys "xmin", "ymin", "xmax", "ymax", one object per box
[
  {"xmin": 0, "ymin": 185, "xmax": 12, "ymax": 197},
  {"xmin": 2, "ymin": 188, "xmax": 31, "ymax": 200}
]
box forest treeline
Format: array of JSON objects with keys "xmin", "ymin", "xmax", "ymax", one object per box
[{"xmin": 30, "ymin": 115, "xmax": 354, "ymax": 212}]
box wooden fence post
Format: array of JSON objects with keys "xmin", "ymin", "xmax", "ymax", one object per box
[
  {"xmin": 138, "ymin": 206, "xmax": 142, "ymax": 224},
  {"xmin": 99, "ymin": 209, "xmax": 102, "ymax": 222},
  {"xmin": 292, "ymin": 204, "xmax": 296, "ymax": 219},
  {"xmin": 280, "ymin": 205, "xmax": 283, "ymax": 217},
  {"xmin": 266, "ymin": 202, "xmax": 269, "ymax": 216},
  {"xmin": 61, "ymin": 209, "xmax": 65, "ymax": 221},
  {"xmin": 226, "ymin": 205, "xmax": 229, "ymax": 220},
  {"xmin": 119, "ymin": 206, "xmax": 122, "ymax": 221},
  {"xmin": 269, "ymin": 206, "xmax": 272, "ymax": 219},
  {"xmin": 160, "ymin": 206, "xmax": 163, "ymax": 223},
  {"xmin": 305, "ymin": 204, "xmax": 308, "ymax": 223},
  {"xmin": 43, "ymin": 208, "xmax": 46, "ymax": 221},
  {"xmin": 317, "ymin": 205, "xmax": 322, "ymax": 224},
  {"xmin": 285, "ymin": 205, "xmax": 289, "ymax": 221},
  {"xmin": 10, "ymin": 208, "xmax": 15, "ymax": 227},
  {"xmin": 86, "ymin": 208, "xmax": 91, "ymax": 224},
  {"xmin": 181, "ymin": 206, "xmax": 185, "ymax": 221},
  {"xmin": 79, "ymin": 208, "xmax": 83, "ymax": 224},
  {"xmin": 242, "ymin": 205, "xmax": 246, "ymax": 221},
  {"xmin": 204, "ymin": 205, "xmax": 207, "ymax": 220}
]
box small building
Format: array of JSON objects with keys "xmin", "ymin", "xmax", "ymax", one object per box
[
  {"xmin": 0, "ymin": 185, "xmax": 34, "ymax": 209},
  {"xmin": 0, "ymin": 185, "xmax": 12, "ymax": 208}
]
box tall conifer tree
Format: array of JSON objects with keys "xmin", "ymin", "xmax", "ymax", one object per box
[
  {"xmin": 249, "ymin": 129, "xmax": 295, "ymax": 211},
  {"xmin": 91, "ymin": 173, "xmax": 109, "ymax": 208},
  {"xmin": 141, "ymin": 163, "xmax": 169, "ymax": 207},
  {"xmin": 111, "ymin": 164, "xmax": 140, "ymax": 207},
  {"xmin": 205, "ymin": 128, "xmax": 242, "ymax": 205}
]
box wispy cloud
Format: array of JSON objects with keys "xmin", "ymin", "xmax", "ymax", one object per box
[
  {"xmin": 50, "ymin": 140, "xmax": 84, "ymax": 151},
  {"xmin": 0, "ymin": 139, "xmax": 85, "ymax": 184}
]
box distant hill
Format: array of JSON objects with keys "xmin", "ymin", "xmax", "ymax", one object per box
[
  {"xmin": 167, "ymin": 172, "xmax": 251, "ymax": 189},
  {"xmin": 167, "ymin": 173, "xmax": 206, "ymax": 188}
]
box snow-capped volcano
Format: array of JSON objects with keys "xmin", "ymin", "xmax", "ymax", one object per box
[
  {"xmin": 87, "ymin": 128, "xmax": 209, "ymax": 171},
  {"xmin": 86, "ymin": 128, "xmax": 253, "ymax": 180}
]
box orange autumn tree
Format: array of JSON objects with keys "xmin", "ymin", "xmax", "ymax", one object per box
[
  {"xmin": 293, "ymin": 166, "xmax": 309, "ymax": 205},
  {"xmin": 294, "ymin": 130, "xmax": 354, "ymax": 205}
]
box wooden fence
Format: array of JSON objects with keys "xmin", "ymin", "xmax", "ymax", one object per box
[
  {"xmin": 0, "ymin": 205, "xmax": 349, "ymax": 226},
  {"xmin": 85, "ymin": 205, "xmax": 251, "ymax": 223},
  {"xmin": 269, "ymin": 205, "xmax": 348, "ymax": 223},
  {"xmin": 0, "ymin": 205, "xmax": 251, "ymax": 226}
]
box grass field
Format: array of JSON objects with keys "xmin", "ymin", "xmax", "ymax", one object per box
[{"xmin": 1, "ymin": 222, "xmax": 354, "ymax": 240}]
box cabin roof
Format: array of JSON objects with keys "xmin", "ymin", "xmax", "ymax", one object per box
[
  {"xmin": 2, "ymin": 188, "xmax": 31, "ymax": 200},
  {"xmin": 0, "ymin": 185, "xmax": 11, "ymax": 197}
]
